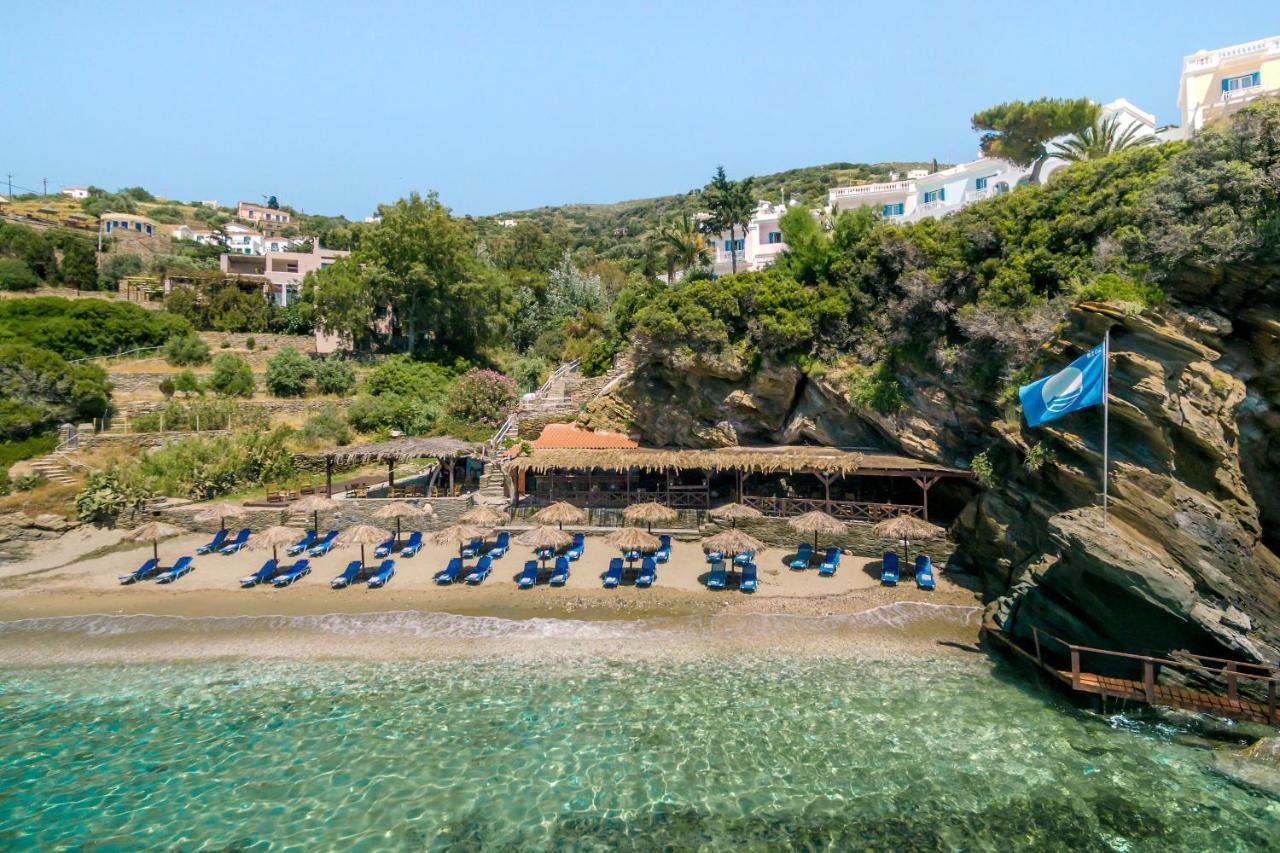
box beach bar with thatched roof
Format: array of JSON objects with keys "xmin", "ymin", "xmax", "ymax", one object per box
[
  {"xmin": 317, "ymin": 436, "xmax": 479, "ymax": 499},
  {"xmin": 505, "ymin": 444, "xmax": 971, "ymax": 523}
]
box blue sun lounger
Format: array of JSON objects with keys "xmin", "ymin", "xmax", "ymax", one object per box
[
  {"xmin": 549, "ymin": 556, "xmax": 570, "ymax": 586},
  {"xmin": 705, "ymin": 549, "xmax": 724, "ymax": 563},
  {"xmin": 272, "ymin": 559, "xmax": 311, "ymax": 587},
  {"xmin": 517, "ymin": 559, "xmax": 539, "ymax": 589},
  {"xmin": 286, "ymin": 529, "xmax": 316, "ymax": 557},
  {"xmin": 654, "ymin": 535, "xmax": 671, "ymax": 563},
  {"xmin": 330, "ymin": 560, "xmax": 363, "ymax": 589},
  {"xmin": 488, "ymin": 532, "xmax": 510, "ymax": 558},
  {"xmin": 307, "ymin": 530, "xmax": 339, "ymax": 557},
  {"xmin": 819, "ymin": 547, "xmax": 840, "ymax": 576},
  {"xmin": 636, "ymin": 556, "xmax": 657, "ymax": 587},
  {"xmin": 194, "ymin": 529, "xmax": 228, "ymax": 555},
  {"xmin": 880, "ymin": 552, "xmax": 900, "ymax": 586},
  {"xmin": 373, "ymin": 535, "xmax": 397, "ymax": 559},
  {"xmin": 367, "ymin": 559, "xmax": 395, "ymax": 589},
  {"xmin": 240, "ymin": 558, "xmax": 279, "ymax": 587},
  {"xmin": 740, "ymin": 561, "xmax": 758, "ymax": 593},
  {"xmin": 565, "ymin": 533, "xmax": 584, "ymax": 561},
  {"xmin": 118, "ymin": 557, "xmax": 160, "ymax": 585},
  {"xmin": 603, "ymin": 557, "xmax": 624, "ymax": 589},
  {"xmin": 461, "ymin": 537, "xmax": 485, "ymax": 558},
  {"xmin": 155, "ymin": 556, "xmax": 194, "ymax": 584},
  {"xmin": 915, "ymin": 555, "xmax": 935, "ymax": 590},
  {"xmin": 789, "ymin": 543, "xmax": 813, "ymax": 570},
  {"xmin": 733, "ymin": 549, "xmax": 754, "ymax": 566},
  {"xmin": 400, "ymin": 531, "xmax": 424, "ymax": 558},
  {"xmin": 706, "ymin": 559, "xmax": 728, "ymax": 590},
  {"xmin": 434, "ymin": 557, "xmax": 463, "ymax": 585},
  {"xmin": 218, "ymin": 528, "xmax": 251, "ymax": 555},
  {"xmin": 464, "ymin": 556, "xmax": 493, "ymax": 585}
]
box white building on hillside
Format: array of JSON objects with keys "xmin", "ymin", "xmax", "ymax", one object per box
[
  {"xmin": 61, "ymin": 186, "xmax": 88, "ymax": 200},
  {"xmin": 223, "ymin": 223, "xmax": 262, "ymax": 255},
  {"xmin": 1179, "ymin": 36, "xmax": 1280, "ymax": 136},
  {"xmin": 705, "ymin": 200, "xmax": 790, "ymax": 276},
  {"xmin": 172, "ymin": 225, "xmax": 225, "ymax": 246},
  {"xmin": 829, "ymin": 98, "xmax": 1159, "ymax": 223},
  {"xmin": 220, "ymin": 241, "xmax": 349, "ymax": 314}
]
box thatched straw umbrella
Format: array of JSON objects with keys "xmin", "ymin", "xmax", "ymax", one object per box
[
  {"xmin": 788, "ymin": 510, "xmax": 846, "ymax": 553},
  {"xmin": 623, "ymin": 501, "xmax": 678, "ymax": 532},
  {"xmin": 373, "ymin": 500, "xmax": 432, "ymax": 542},
  {"xmin": 710, "ymin": 502, "xmax": 762, "ymax": 529},
  {"xmin": 872, "ymin": 515, "xmax": 945, "ymax": 564},
  {"xmin": 431, "ymin": 524, "xmax": 491, "ymax": 560},
  {"xmin": 193, "ymin": 501, "xmax": 246, "ymax": 531},
  {"xmin": 517, "ymin": 525, "xmax": 573, "ymax": 568},
  {"xmin": 290, "ymin": 494, "xmax": 340, "ymax": 534},
  {"xmin": 249, "ymin": 525, "xmax": 307, "ymax": 563},
  {"xmin": 533, "ymin": 501, "xmax": 586, "ymax": 530},
  {"xmin": 336, "ymin": 523, "xmax": 392, "ymax": 570},
  {"xmin": 459, "ymin": 505, "xmax": 509, "ymax": 528},
  {"xmin": 703, "ymin": 529, "xmax": 765, "ymax": 562},
  {"xmin": 606, "ymin": 527, "xmax": 660, "ymax": 566},
  {"xmin": 125, "ymin": 521, "xmax": 186, "ymax": 565}
]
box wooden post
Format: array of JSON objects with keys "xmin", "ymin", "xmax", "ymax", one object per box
[
  {"xmin": 448, "ymin": 457, "xmax": 455, "ymax": 496},
  {"xmin": 626, "ymin": 468, "xmax": 631, "ymax": 501},
  {"xmin": 817, "ymin": 472, "xmax": 834, "ymax": 513},
  {"xmin": 388, "ymin": 459, "xmax": 395, "ymax": 491},
  {"xmin": 1143, "ymin": 661, "xmax": 1155, "ymax": 703},
  {"xmin": 1070, "ymin": 648, "xmax": 1081, "ymax": 690},
  {"xmin": 737, "ymin": 470, "xmax": 743, "ymax": 503},
  {"xmin": 912, "ymin": 476, "xmax": 939, "ymax": 523},
  {"xmin": 325, "ymin": 456, "xmax": 333, "ymax": 498}
]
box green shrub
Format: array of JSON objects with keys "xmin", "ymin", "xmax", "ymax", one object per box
[
  {"xmin": 245, "ymin": 337, "xmax": 256, "ymax": 350},
  {"xmin": 0, "ymin": 344, "xmax": 110, "ymax": 440},
  {"xmin": 14, "ymin": 471, "xmax": 44, "ymax": 491},
  {"xmin": 163, "ymin": 333, "xmax": 211, "ymax": 366},
  {"xmin": 847, "ymin": 362, "xmax": 905, "ymax": 414},
  {"xmin": 299, "ymin": 406, "xmax": 352, "ymax": 447},
  {"xmin": 173, "ymin": 370, "xmax": 203, "ymax": 396},
  {"xmin": 148, "ymin": 205, "xmax": 185, "ymax": 224},
  {"xmin": 75, "ymin": 466, "xmax": 152, "ymax": 521},
  {"xmin": 207, "ymin": 353, "xmax": 255, "ymax": 398},
  {"xmin": 131, "ymin": 427, "xmax": 296, "ymax": 499},
  {"xmin": 59, "ymin": 240, "xmax": 98, "ymax": 290},
  {"xmin": 1023, "ymin": 441, "xmax": 1055, "ymax": 473},
  {"xmin": 1074, "ymin": 273, "xmax": 1162, "ymax": 308},
  {"xmin": 347, "ymin": 393, "xmax": 432, "ymax": 434},
  {"xmin": 264, "ymin": 347, "xmax": 313, "ymax": 397},
  {"xmin": 0, "ymin": 296, "xmax": 190, "ymax": 360},
  {"xmin": 363, "ymin": 355, "xmax": 455, "ymax": 400},
  {"xmin": 158, "ymin": 377, "xmax": 175, "ymax": 398},
  {"xmin": 971, "ymin": 450, "xmax": 996, "ymax": 489},
  {"xmin": 512, "ymin": 356, "xmax": 550, "ymax": 394},
  {"xmin": 444, "ymin": 369, "xmax": 516, "ymax": 428},
  {"xmin": 579, "ymin": 336, "xmax": 619, "ymax": 377},
  {"xmin": 98, "ymin": 253, "xmax": 143, "ymax": 291},
  {"xmin": 0, "ymin": 259, "xmax": 39, "ymax": 291},
  {"xmin": 313, "ymin": 358, "xmax": 356, "ymax": 395}
]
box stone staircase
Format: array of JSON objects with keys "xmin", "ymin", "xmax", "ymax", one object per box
[
  {"xmin": 474, "ymin": 465, "xmax": 510, "ymax": 507},
  {"xmin": 26, "ymin": 446, "xmax": 80, "ymax": 486}
]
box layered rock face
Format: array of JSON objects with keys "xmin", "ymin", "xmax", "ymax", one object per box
[{"xmin": 583, "ymin": 293, "xmax": 1280, "ymax": 664}]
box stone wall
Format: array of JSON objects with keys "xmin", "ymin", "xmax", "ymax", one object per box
[
  {"xmin": 113, "ymin": 398, "xmax": 340, "ymax": 420},
  {"xmin": 200, "ymin": 332, "xmax": 316, "ymax": 359}
]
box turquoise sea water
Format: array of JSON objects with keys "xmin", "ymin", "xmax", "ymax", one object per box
[{"xmin": 1, "ymin": 619, "xmax": 1278, "ymax": 849}]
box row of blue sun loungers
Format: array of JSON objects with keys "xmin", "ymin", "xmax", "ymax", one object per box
[
  {"xmin": 705, "ymin": 559, "xmax": 757, "ymax": 592},
  {"xmin": 879, "ymin": 552, "xmax": 935, "ymax": 590},
  {"xmin": 119, "ymin": 556, "xmax": 195, "ymax": 584}
]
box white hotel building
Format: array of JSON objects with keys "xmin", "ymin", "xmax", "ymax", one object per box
[{"xmin": 1178, "ymin": 35, "xmax": 1280, "ymax": 136}]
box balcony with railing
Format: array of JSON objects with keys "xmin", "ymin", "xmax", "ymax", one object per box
[
  {"xmin": 829, "ymin": 180, "xmax": 915, "ymax": 200},
  {"xmin": 1183, "ymin": 36, "xmax": 1280, "ymax": 72}
]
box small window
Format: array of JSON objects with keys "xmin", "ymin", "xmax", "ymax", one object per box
[
  {"xmin": 724, "ymin": 240, "xmax": 731, "ymax": 252},
  {"xmin": 767, "ymin": 231, "xmax": 782, "ymax": 244},
  {"xmin": 975, "ymin": 177, "xmax": 988, "ymax": 191},
  {"xmin": 1223, "ymin": 72, "xmax": 1261, "ymax": 92}
]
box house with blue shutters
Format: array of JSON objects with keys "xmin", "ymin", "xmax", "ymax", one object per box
[{"xmin": 1178, "ymin": 36, "xmax": 1280, "ymax": 136}]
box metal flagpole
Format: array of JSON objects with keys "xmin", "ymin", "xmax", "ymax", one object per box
[{"xmin": 1102, "ymin": 329, "xmax": 1111, "ymax": 527}]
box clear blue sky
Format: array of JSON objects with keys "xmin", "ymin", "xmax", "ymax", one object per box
[{"xmin": 2, "ymin": 2, "xmax": 1274, "ymax": 218}]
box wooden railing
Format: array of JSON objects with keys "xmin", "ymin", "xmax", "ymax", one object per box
[
  {"xmin": 528, "ymin": 487, "xmax": 709, "ymax": 509},
  {"xmin": 1023, "ymin": 626, "xmax": 1279, "ymax": 725},
  {"xmin": 741, "ymin": 495, "xmax": 923, "ymax": 522}
]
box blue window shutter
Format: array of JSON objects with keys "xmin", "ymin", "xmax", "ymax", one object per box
[
  {"xmin": 939, "ymin": 188, "xmax": 945, "ymax": 201},
  {"xmin": 1223, "ymin": 78, "xmax": 1230, "ymax": 92},
  {"xmin": 1253, "ymin": 72, "xmax": 1261, "ymax": 86}
]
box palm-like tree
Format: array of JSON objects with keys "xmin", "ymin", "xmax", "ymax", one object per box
[
  {"xmin": 658, "ymin": 214, "xmax": 711, "ymax": 282},
  {"xmin": 1050, "ymin": 115, "xmax": 1155, "ymax": 163},
  {"xmin": 703, "ymin": 166, "xmax": 755, "ymax": 275}
]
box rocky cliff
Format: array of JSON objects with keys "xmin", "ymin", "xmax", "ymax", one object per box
[{"xmin": 581, "ymin": 292, "xmax": 1280, "ymax": 665}]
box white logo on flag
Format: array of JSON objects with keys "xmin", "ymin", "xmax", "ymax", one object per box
[{"xmin": 1041, "ymin": 367, "xmax": 1084, "ymax": 413}]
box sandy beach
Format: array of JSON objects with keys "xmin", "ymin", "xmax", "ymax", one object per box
[{"xmin": 0, "ymin": 528, "xmax": 982, "ymax": 664}]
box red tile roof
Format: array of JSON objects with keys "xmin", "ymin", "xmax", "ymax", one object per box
[{"xmin": 531, "ymin": 423, "xmax": 638, "ymax": 450}]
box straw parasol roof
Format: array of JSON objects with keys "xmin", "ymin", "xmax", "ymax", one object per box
[
  {"xmin": 459, "ymin": 505, "xmax": 509, "ymax": 527},
  {"xmin": 710, "ymin": 502, "xmax": 762, "ymax": 528},
  {"xmin": 373, "ymin": 500, "xmax": 432, "ymax": 539},
  {"xmin": 336, "ymin": 523, "xmax": 393, "ymax": 569},
  {"xmin": 193, "ymin": 501, "xmax": 246, "ymax": 529},
  {"xmin": 623, "ymin": 501, "xmax": 678, "ymax": 524},
  {"xmin": 507, "ymin": 446, "xmax": 875, "ymax": 476},
  {"xmin": 533, "ymin": 501, "xmax": 587, "ymax": 528},
  {"xmin": 248, "ymin": 525, "xmax": 307, "ymax": 562},
  {"xmin": 703, "ymin": 529, "xmax": 765, "ymax": 557},
  {"xmin": 605, "ymin": 527, "xmax": 661, "ymax": 554},
  {"xmin": 290, "ymin": 494, "xmax": 340, "ymax": 532},
  {"xmin": 125, "ymin": 521, "xmax": 186, "ymax": 563},
  {"xmin": 431, "ymin": 523, "xmax": 491, "ymax": 558},
  {"xmin": 516, "ymin": 525, "xmax": 573, "ymax": 552},
  {"xmin": 873, "ymin": 514, "xmax": 945, "ymax": 563},
  {"xmin": 788, "ymin": 510, "xmax": 845, "ymax": 551},
  {"xmin": 872, "ymin": 515, "xmax": 944, "ymax": 542},
  {"xmin": 326, "ymin": 436, "xmax": 476, "ymax": 465}
]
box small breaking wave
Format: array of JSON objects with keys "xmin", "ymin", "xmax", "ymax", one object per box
[{"xmin": 0, "ymin": 601, "xmax": 981, "ymax": 642}]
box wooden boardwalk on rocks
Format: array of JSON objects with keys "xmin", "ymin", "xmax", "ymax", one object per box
[{"xmin": 983, "ymin": 621, "xmax": 1278, "ymax": 726}]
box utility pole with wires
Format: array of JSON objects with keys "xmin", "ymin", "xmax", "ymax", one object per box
[
  {"xmin": 42, "ymin": 178, "xmax": 48, "ymax": 196},
  {"xmin": 5, "ymin": 174, "xmax": 11, "ymax": 197}
]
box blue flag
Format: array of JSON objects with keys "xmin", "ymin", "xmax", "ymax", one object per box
[{"xmin": 1019, "ymin": 342, "xmax": 1106, "ymax": 428}]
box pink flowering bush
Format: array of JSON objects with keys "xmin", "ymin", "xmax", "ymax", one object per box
[{"xmin": 445, "ymin": 368, "xmax": 517, "ymax": 427}]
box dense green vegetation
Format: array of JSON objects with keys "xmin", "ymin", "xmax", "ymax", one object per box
[
  {"xmin": 0, "ymin": 297, "xmax": 189, "ymax": 360},
  {"xmin": 0, "ymin": 344, "xmax": 110, "ymax": 440},
  {"xmin": 0, "ymin": 221, "xmax": 100, "ymax": 290}
]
